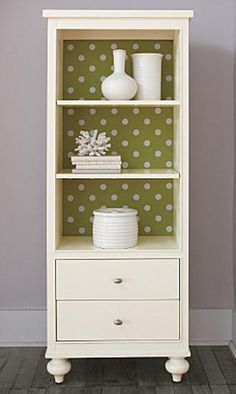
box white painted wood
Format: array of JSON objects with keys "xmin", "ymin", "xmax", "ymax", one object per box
[
  {"xmin": 57, "ymin": 300, "xmax": 179, "ymax": 341},
  {"xmin": 165, "ymin": 357, "xmax": 189, "ymax": 382},
  {"xmin": 57, "ymin": 99, "xmax": 180, "ymax": 107},
  {"xmin": 56, "ymin": 259, "xmax": 179, "ymax": 300},
  {"xmin": 43, "ymin": 10, "xmax": 194, "ymax": 19},
  {"xmin": 56, "ymin": 169, "xmax": 180, "ymax": 179},
  {"xmin": 47, "ymin": 358, "xmax": 71, "ymax": 383}
]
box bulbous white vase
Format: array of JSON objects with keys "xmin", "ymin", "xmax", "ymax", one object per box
[{"xmin": 101, "ymin": 49, "xmax": 137, "ymax": 100}]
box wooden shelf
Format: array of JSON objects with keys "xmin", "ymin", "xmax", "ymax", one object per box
[
  {"xmin": 56, "ymin": 169, "xmax": 180, "ymax": 180},
  {"xmin": 57, "ymin": 100, "xmax": 180, "ymax": 107}
]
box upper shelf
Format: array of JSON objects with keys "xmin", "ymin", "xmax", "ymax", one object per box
[
  {"xmin": 57, "ymin": 100, "xmax": 180, "ymax": 107},
  {"xmin": 56, "ymin": 169, "xmax": 180, "ymax": 179}
]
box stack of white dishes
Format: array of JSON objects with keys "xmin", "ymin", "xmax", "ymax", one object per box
[{"xmin": 93, "ymin": 208, "xmax": 138, "ymax": 249}]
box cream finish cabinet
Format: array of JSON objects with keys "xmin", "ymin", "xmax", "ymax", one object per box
[{"xmin": 43, "ymin": 9, "xmax": 193, "ymax": 383}]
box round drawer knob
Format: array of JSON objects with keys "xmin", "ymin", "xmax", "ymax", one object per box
[
  {"xmin": 113, "ymin": 278, "xmax": 123, "ymax": 284},
  {"xmin": 113, "ymin": 319, "xmax": 123, "ymax": 326}
]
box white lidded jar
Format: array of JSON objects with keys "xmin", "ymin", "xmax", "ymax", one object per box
[
  {"xmin": 93, "ymin": 207, "xmax": 138, "ymax": 249},
  {"xmin": 101, "ymin": 49, "xmax": 137, "ymax": 100},
  {"xmin": 131, "ymin": 53, "xmax": 163, "ymax": 100}
]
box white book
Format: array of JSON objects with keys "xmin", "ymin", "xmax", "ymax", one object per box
[
  {"xmin": 71, "ymin": 155, "xmax": 121, "ymax": 163},
  {"xmin": 73, "ymin": 161, "xmax": 121, "ymax": 166},
  {"xmin": 74, "ymin": 164, "xmax": 121, "ymax": 170},
  {"xmin": 72, "ymin": 169, "xmax": 121, "ymax": 174}
]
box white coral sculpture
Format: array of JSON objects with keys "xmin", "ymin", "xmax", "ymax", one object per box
[{"xmin": 75, "ymin": 129, "xmax": 111, "ymax": 156}]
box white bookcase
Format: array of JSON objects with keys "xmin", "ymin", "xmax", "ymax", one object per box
[{"xmin": 43, "ymin": 9, "xmax": 193, "ymax": 384}]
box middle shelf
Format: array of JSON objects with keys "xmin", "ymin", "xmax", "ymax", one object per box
[{"xmin": 56, "ymin": 168, "xmax": 180, "ymax": 179}]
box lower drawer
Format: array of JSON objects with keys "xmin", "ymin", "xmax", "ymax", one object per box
[{"xmin": 57, "ymin": 300, "xmax": 179, "ymax": 341}]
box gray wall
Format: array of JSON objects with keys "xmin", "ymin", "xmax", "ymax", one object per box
[{"xmin": 0, "ymin": 0, "xmax": 234, "ymax": 311}]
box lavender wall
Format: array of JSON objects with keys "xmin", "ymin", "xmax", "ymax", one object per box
[{"xmin": 0, "ymin": 0, "xmax": 234, "ymax": 311}]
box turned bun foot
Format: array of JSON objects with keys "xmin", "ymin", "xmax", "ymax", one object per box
[
  {"xmin": 47, "ymin": 358, "xmax": 71, "ymax": 383},
  {"xmin": 165, "ymin": 357, "xmax": 189, "ymax": 382}
]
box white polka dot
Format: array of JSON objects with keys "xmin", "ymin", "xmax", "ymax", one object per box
[
  {"xmin": 155, "ymin": 150, "xmax": 162, "ymax": 157},
  {"xmin": 144, "ymin": 205, "xmax": 151, "ymax": 212},
  {"xmin": 111, "ymin": 65, "xmax": 114, "ymax": 71},
  {"xmin": 100, "ymin": 118, "xmax": 107, "ymax": 126},
  {"xmin": 89, "ymin": 216, "xmax": 94, "ymax": 223},
  {"xmin": 165, "ymin": 75, "xmax": 172, "ymax": 82},
  {"xmin": 89, "ymin": 108, "xmax": 96, "ymax": 115},
  {"xmin": 100, "ymin": 183, "xmax": 107, "ymax": 191},
  {"xmin": 100, "ymin": 54, "xmax": 107, "ymax": 61},
  {"xmin": 78, "ymin": 76, "xmax": 85, "ymax": 83},
  {"xmin": 165, "ymin": 53, "xmax": 172, "ymax": 61},
  {"xmin": 166, "ymin": 96, "xmax": 172, "ymax": 100},
  {"xmin": 165, "ymin": 139, "xmax": 173, "ymax": 146},
  {"xmin": 89, "ymin": 65, "xmax": 96, "ymax": 72},
  {"xmin": 89, "ymin": 43, "xmax": 96, "ymax": 51},
  {"xmin": 154, "ymin": 107, "xmax": 161, "ymax": 114},
  {"xmin": 166, "ymin": 182, "xmax": 173, "ymax": 189},
  {"xmin": 133, "ymin": 150, "xmax": 140, "ymax": 158},
  {"xmin": 166, "ymin": 225, "xmax": 173, "ymax": 233},
  {"xmin": 155, "ymin": 215, "xmax": 162, "ymax": 222},
  {"xmin": 79, "ymin": 227, "xmax": 85, "ymax": 234},
  {"xmin": 144, "ymin": 183, "xmax": 151, "ymax": 190},
  {"xmin": 144, "ymin": 118, "xmax": 151, "ymax": 125},
  {"xmin": 67, "ymin": 195, "xmax": 74, "ymax": 202},
  {"xmin": 155, "ymin": 193, "xmax": 162, "ymax": 200},
  {"xmin": 111, "ymin": 151, "xmax": 118, "ymax": 155},
  {"xmin": 78, "ymin": 184, "xmax": 85, "ymax": 191},
  {"xmin": 155, "ymin": 129, "xmax": 161, "ymax": 136},
  {"xmin": 125, "ymin": 54, "xmax": 129, "ymax": 60},
  {"xmin": 67, "ymin": 65, "xmax": 74, "ymax": 72},
  {"xmin": 144, "ymin": 226, "xmax": 151, "ymax": 233},
  {"xmin": 111, "ymin": 129, "xmax": 118, "ymax": 136},
  {"xmin": 67, "ymin": 151, "xmax": 73, "ymax": 158},
  {"xmin": 89, "ymin": 86, "xmax": 96, "ymax": 93},
  {"xmin": 144, "ymin": 161, "xmax": 151, "ymax": 168},
  {"xmin": 111, "ymin": 108, "xmax": 118, "ymax": 115},
  {"xmin": 133, "ymin": 108, "xmax": 140, "ymax": 114},
  {"xmin": 78, "ymin": 119, "xmax": 85, "ymax": 126},
  {"xmin": 123, "ymin": 205, "xmax": 129, "ymax": 209},
  {"xmin": 132, "ymin": 43, "xmax": 139, "ymax": 49},
  {"xmin": 144, "ymin": 140, "xmax": 151, "ymax": 147},
  {"xmin": 166, "ymin": 161, "xmax": 173, "ymax": 168},
  {"xmin": 111, "ymin": 43, "xmax": 118, "ymax": 50},
  {"xmin": 122, "ymin": 118, "xmax": 128, "ymax": 125},
  {"xmin": 89, "ymin": 194, "xmax": 96, "ymax": 201},
  {"xmin": 67, "ymin": 44, "xmax": 74, "ymax": 51},
  {"xmin": 166, "ymin": 118, "xmax": 173, "ymax": 125},
  {"xmin": 67, "ymin": 108, "xmax": 74, "ymax": 115},
  {"xmin": 100, "ymin": 205, "xmax": 107, "ymax": 209},
  {"xmin": 100, "ymin": 75, "xmax": 106, "ymax": 82},
  {"xmin": 67, "ymin": 130, "xmax": 74, "ymax": 137},
  {"xmin": 67, "ymin": 216, "xmax": 74, "ymax": 223},
  {"xmin": 78, "ymin": 54, "xmax": 85, "ymax": 61},
  {"xmin": 67, "ymin": 87, "xmax": 74, "ymax": 94},
  {"xmin": 122, "ymin": 161, "xmax": 128, "ymax": 169},
  {"xmin": 122, "ymin": 183, "xmax": 129, "ymax": 190},
  {"xmin": 133, "ymin": 129, "xmax": 140, "ymax": 136},
  {"xmin": 78, "ymin": 205, "xmax": 85, "ymax": 212},
  {"xmin": 79, "ymin": 97, "xmax": 84, "ymax": 100},
  {"xmin": 111, "ymin": 194, "xmax": 118, "ymax": 201},
  {"xmin": 154, "ymin": 43, "xmax": 161, "ymax": 50},
  {"xmin": 133, "ymin": 194, "xmax": 140, "ymax": 201},
  {"xmin": 166, "ymin": 204, "xmax": 173, "ymax": 211},
  {"xmin": 122, "ymin": 140, "xmax": 129, "ymax": 147}
]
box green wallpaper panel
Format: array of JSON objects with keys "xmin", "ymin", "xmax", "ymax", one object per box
[
  {"xmin": 63, "ymin": 107, "xmax": 173, "ymax": 169},
  {"xmin": 63, "ymin": 40, "xmax": 173, "ymax": 100},
  {"xmin": 63, "ymin": 180, "xmax": 173, "ymax": 236}
]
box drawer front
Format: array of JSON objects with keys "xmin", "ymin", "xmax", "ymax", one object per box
[
  {"xmin": 57, "ymin": 300, "xmax": 179, "ymax": 341},
  {"xmin": 56, "ymin": 259, "xmax": 179, "ymax": 300}
]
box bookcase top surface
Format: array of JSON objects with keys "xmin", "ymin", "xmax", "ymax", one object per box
[{"xmin": 42, "ymin": 9, "xmax": 194, "ymax": 19}]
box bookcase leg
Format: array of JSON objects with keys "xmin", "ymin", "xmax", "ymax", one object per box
[
  {"xmin": 47, "ymin": 358, "xmax": 71, "ymax": 383},
  {"xmin": 165, "ymin": 357, "xmax": 189, "ymax": 382}
]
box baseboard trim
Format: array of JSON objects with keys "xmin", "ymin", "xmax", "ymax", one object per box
[
  {"xmin": 0, "ymin": 309, "xmax": 233, "ymax": 346},
  {"xmin": 229, "ymin": 341, "xmax": 236, "ymax": 358}
]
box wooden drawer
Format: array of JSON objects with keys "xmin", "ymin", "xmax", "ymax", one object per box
[
  {"xmin": 57, "ymin": 300, "xmax": 179, "ymax": 341},
  {"xmin": 56, "ymin": 259, "xmax": 179, "ymax": 300}
]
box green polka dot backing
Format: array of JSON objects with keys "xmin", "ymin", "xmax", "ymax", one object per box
[
  {"xmin": 63, "ymin": 180, "xmax": 173, "ymax": 236},
  {"xmin": 63, "ymin": 107, "xmax": 173, "ymax": 169},
  {"xmin": 63, "ymin": 40, "xmax": 173, "ymax": 100}
]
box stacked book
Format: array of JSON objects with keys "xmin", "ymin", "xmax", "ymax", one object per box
[{"xmin": 71, "ymin": 155, "xmax": 122, "ymax": 174}]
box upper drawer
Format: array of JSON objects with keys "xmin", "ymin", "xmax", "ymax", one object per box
[{"xmin": 56, "ymin": 259, "xmax": 179, "ymax": 300}]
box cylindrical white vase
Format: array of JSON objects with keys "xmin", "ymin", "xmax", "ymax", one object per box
[
  {"xmin": 93, "ymin": 208, "xmax": 138, "ymax": 249},
  {"xmin": 131, "ymin": 53, "xmax": 163, "ymax": 100},
  {"xmin": 101, "ymin": 49, "xmax": 137, "ymax": 100}
]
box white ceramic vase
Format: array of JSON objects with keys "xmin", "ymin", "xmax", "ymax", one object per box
[
  {"xmin": 92, "ymin": 208, "xmax": 138, "ymax": 249},
  {"xmin": 131, "ymin": 53, "xmax": 163, "ymax": 100},
  {"xmin": 101, "ymin": 49, "xmax": 137, "ymax": 100}
]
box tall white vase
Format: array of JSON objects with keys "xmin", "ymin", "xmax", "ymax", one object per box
[
  {"xmin": 101, "ymin": 49, "xmax": 137, "ymax": 100},
  {"xmin": 131, "ymin": 53, "xmax": 163, "ymax": 100}
]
